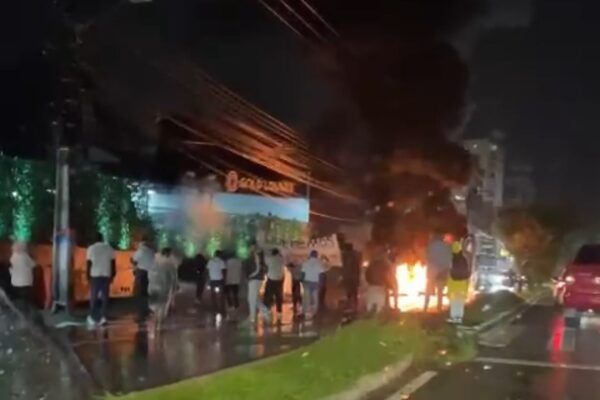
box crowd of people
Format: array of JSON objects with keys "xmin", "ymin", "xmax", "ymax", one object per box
[
  {"xmin": 83, "ymin": 236, "xmax": 341, "ymax": 328},
  {"xmin": 1, "ymin": 231, "xmax": 472, "ymax": 330},
  {"xmin": 191, "ymin": 242, "xmax": 333, "ymax": 323}
]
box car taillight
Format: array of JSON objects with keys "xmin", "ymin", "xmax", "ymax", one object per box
[{"xmin": 565, "ymin": 275, "xmax": 575, "ymax": 284}]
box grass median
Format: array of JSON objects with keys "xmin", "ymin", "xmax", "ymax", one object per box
[{"xmin": 108, "ymin": 318, "xmax": 475, "ymax": 400}]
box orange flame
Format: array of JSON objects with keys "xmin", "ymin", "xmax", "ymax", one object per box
[{"xmin": 393, "ymin": 262, "xmax": 449, "ymax": 311}]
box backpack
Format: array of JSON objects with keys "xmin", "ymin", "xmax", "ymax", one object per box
[{"xmin": 450, "ymin": 253, "xmax": 470, "ymax": 281}]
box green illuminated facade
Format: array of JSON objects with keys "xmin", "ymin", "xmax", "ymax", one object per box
[{"xmin": 0, "ymin": 156, "xmax": 306, "ymax": 259}]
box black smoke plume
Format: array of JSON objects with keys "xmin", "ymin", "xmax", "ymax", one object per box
[{"xmin": 310, "ymin": 0, "xmax": 484, "ymax": 247}]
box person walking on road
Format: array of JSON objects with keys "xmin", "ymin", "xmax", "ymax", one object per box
[
  {"xmin": 287, "ymin": 261, "xmax": 303, "ymax": 315},
  {"xmin": 384, "ymin": 248, "xmax": 399, "ymax": 311},
  {"xmin": 342, "ymin": 243, "xmax": 361, "ymax": 312},
  {"xmin": 86, "ymin": 233, "xmax": 116, "ymax": 327},
  {"xmin": 301, "ymin": 250, "xmax": 325, "ymax": 319},
  {"xmin": 149, "ymin": 247, "xmax": 179, "ymax": 332},
  {"xmin": 9, "ymin": 241, "xmax": 36, "ymax": 308},
  {"xmin": 192, "ymin": 253, "xmax": 208, "ymax": 304},
  {"xmin": 264, "ymin": 248, "xmax": 285, "ymax": 320},
  {"xmin": 246, "ymin": 243, "xmax": 270, "ymax": 324},
  {"xmin": 225, "ymin": 252, "xmax": 242, "ymax": 312},
  {"xmin": 207, "ymin": 250, "xmax": 227, "ymax": 315},
  {"xmin": 424, "ymin": 233, "xmax": 452, "ymax": 312},
  {"xmin": 447, "ymin": 241, "xmax": 471, "ymax": 324},
  {"xmin": 365, "ymin": 250, "xmax": 389, "ymax": 314},
  {"xmin": 132, "ymin": 237, "xmax": 155, "ymax": 321}
]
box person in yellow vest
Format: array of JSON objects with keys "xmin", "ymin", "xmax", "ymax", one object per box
[{"xmin": 447, "ymin": 241, "xmax": 471, "ymax": 324}]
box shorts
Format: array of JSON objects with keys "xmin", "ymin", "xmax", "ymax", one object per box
[{"xmin": 426, "ymin": 272, "xmax": 448, "ymax": 295}]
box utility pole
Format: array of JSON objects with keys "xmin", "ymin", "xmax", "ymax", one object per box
[
  {"xmin": 48, "ymin": 1, "xmax": 78, "ymax": 313},
  {"xmin": 51, "ymin": 145, "xmax": 71, "ymax": 312},
  {"xmin": 48, "ymin": 0, "xmax": 152, "ymax": 312}
]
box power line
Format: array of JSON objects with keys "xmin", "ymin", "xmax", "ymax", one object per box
[
  {"xmin": 167, "ymin": 115, "xmax": 358, "ymax": 202},
  {"xmin": 86, "ymin": 24, "xmax": 350, "ymax": 197},
  {"xmin": 277, "ymin": 0, "xmax": 326, "ymax": 42},
  {"xmin": 298, "ymin": 0, "xmax": 340, "ymax": 37},
  {"xmin": 257, "ymin": 0, "xmax": 339, "ymax": 44},
  {"xmin": 177, "ymin": 144, "xmax": 359, "ymax": 222},
  {"xmin": 88, "ymin": 27, "xmax": 342, "ymax": 175},
  {"xmin": 257, "ymin": 0, "xmax": 307, "ymax": 41}
]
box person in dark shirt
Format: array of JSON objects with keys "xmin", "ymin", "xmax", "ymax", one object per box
[
  {"xmin": 286, "ymin": 261, "xmax": 303, "ymax": 315},
  {"xmin": 365, "ymin": 251, "xmax": 389, "ymax": 313},
  {"xmin": 245, "ymin": 243, "xmax": 270, "ymax": 323},
  {"xmin": 342, "ymin": 243, "xmax": 361, "ymax": 312},
  {"xmin": 192, "ymin": 253, "xmax": 208, "ymax": 303},
  {"xmin": 0, "ymin": 261, "xmax": 13, "ymax": 299}
]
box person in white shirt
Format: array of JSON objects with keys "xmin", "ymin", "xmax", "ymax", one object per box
[
  {"xmin": 9, "ymin": 241, "xmax": 36, "ymax": 305},
  {"xmin": 86, "ymin": 233, "xmax": 115, "ymax": 326},
  {"xmin": 264, "ymin": 248, "xmax": 285, "ymax": 319},
  {"xmin": 207, "ymin": 250, "xmax": 226, "ymax": 314},
  {"xmin": 225, "ymin": 252, "xmax": 242, "ymax": 311},
  {"xmin": 301, "ymin": 250, "xmax": 325, "ymax": 318},
  {"xmin": 131, "ymin": 237, "xmax": 155, "ymax": 320}
]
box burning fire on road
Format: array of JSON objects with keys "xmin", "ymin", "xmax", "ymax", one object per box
[{"xmin": 393, "ymin": 262, "xmax": 450, "ymax": 311}]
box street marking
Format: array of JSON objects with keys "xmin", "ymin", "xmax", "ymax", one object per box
[
  {"xmin": 385, "ymin": 371, "xmax": 438, "ymax": 399},
  {"xmin": 475, "ymin": 357, "xmax": 600, "ymax": 372}
]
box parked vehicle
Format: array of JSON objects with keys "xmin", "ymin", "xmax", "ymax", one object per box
[{"xmin": 561, "ymin": 244, "xmax": 600, "ymax": 327}]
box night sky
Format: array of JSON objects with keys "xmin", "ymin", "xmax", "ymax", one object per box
[
  {"xmin": 466, "ymin": 0, "xmax": 600, "ymax": 217},
  {"xmin": 3, "ymin": 0, "xmax": 600, "ymax": 219}
]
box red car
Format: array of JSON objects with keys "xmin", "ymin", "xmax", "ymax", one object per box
[{"xmin": 562, "ymin": 244, "xmax": 600, "ymax": 327}]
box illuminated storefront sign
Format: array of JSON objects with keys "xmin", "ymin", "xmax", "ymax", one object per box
[{"xmin": 225, "ymin": 170, "xmax": 296, "ymax": 196}]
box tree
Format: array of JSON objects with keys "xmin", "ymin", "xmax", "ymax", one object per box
[{"xmin": 494, "ymin": 206, "xmax": 577, "ymax": 283}]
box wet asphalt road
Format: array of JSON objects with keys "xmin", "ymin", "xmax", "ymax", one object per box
[{"xmin": 384, "ymin": 300, "xmax": 600, "ymax": 400}]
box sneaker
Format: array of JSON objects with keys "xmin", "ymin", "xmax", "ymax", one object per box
[
  {"xmin": 99, "ymin": 317, "xmax": 108, "ymax": 326},
  {"xmin": 86, "ymin": 316, "xmax": 96, "ymax": 327}
]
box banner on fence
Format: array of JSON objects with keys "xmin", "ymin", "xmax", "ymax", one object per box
[{"xmin": 265, "ymin": 234, "xmax": 342, "ymax": 268}]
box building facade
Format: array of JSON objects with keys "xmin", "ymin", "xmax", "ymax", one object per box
[
  {"xmin": 503, "ymin": 162, "xmax": 536, "ymax": 207},
  {"xmin": 464, "ymin": 138, "xmax": 505, "ymax": 209}
]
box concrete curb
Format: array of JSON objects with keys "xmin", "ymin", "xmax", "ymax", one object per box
[
  {"xmin": 463, "ymin": 293, "xmax": 544, "ymax": 334},
  {"xmin": 322, "ymin": 355, "xmax": 413, "ymax": 400}
]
